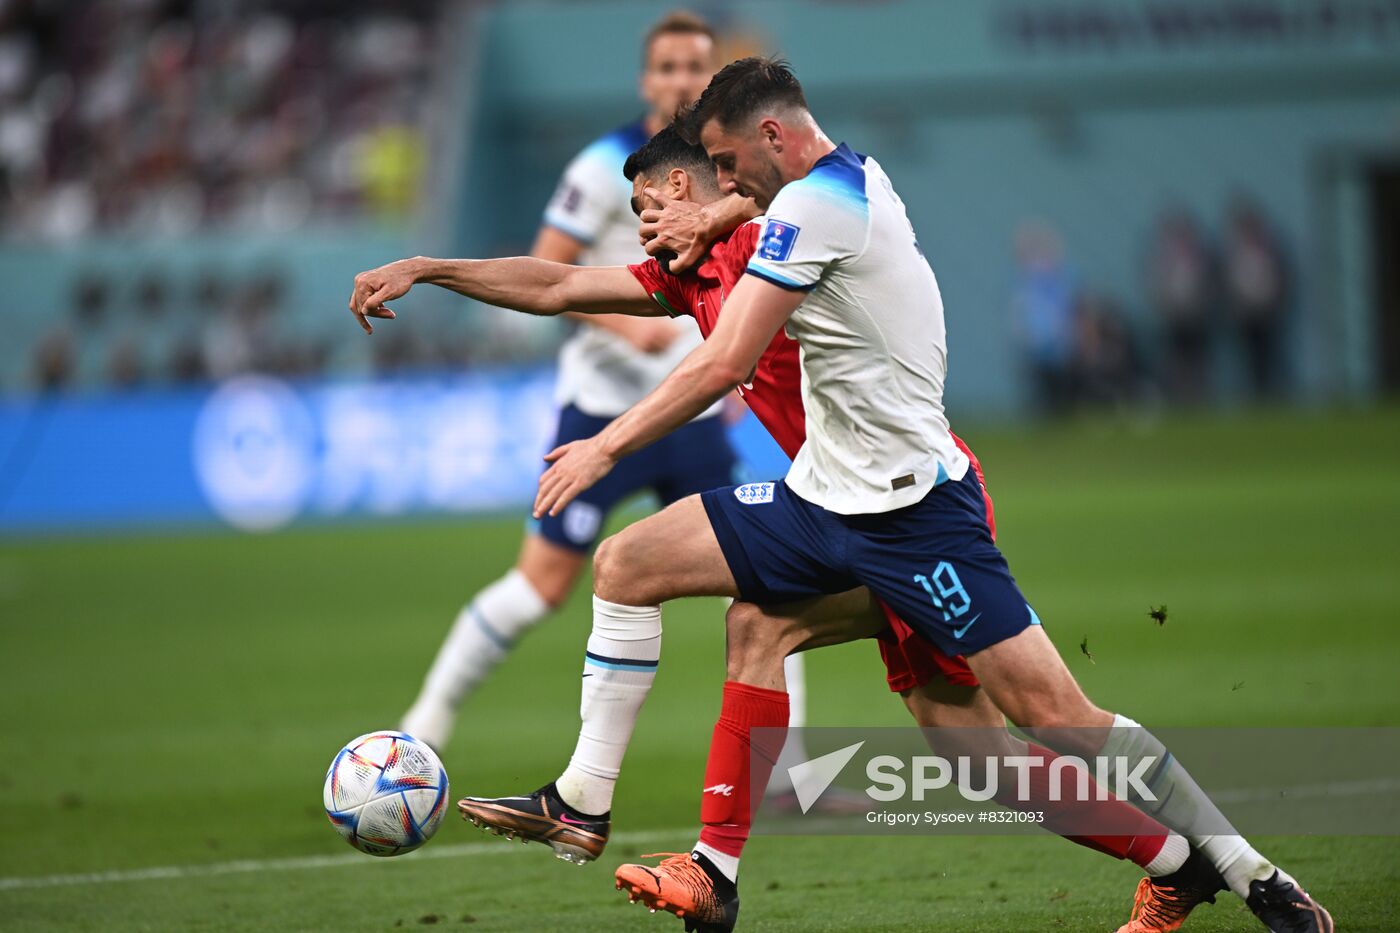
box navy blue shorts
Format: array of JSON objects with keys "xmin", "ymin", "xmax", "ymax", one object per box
[
  {"xmin": 535, "ymin": 404, "xmax": 737, "ymax": 552},
  {"xmin": 701, "ymin": 471, "xmax": 1040, "ymax": 657}
]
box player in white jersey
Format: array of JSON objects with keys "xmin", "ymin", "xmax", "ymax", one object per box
[
  {"xmin": 440, "ymin": 58, "xmax": 1330, "ymax": 933},
  {"xmin": 399, "ymin": 12, "xmax": 738, "ymax": 750}
]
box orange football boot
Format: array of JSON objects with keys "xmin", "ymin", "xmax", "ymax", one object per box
[
  {"xmin": 615, "ymin": 851, "xmax": 739, "ymax": 933},
  {"xmin": 1117, "ymin": 849, "xmax": 1226, "ymax": 933}
]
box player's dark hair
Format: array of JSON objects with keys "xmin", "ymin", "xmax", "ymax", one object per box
[
  {"xmin": 643, "ymin": 10, "xmax": 716, "ymax": 65},
  {"xmin": 678, "ymin": 56, "xmax": 807, "ymax": 144},
  {"xmin": 623, "ymin": 123, "xmax": 718, "ymax": 194}
]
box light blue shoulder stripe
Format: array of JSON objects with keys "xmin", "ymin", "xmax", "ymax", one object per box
[
  {"xmin": 574, "ymin": 140, "xmax": 628, "ymax": 175},
  {"xmin": 577, "ymin": 120, "xmax": 650, "ymax": 173},
  {"xmin": 788, "ymin": 144, "xmax": 868, "ymax": 215}
]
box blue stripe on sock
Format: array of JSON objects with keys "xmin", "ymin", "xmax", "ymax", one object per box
[
  {"xmin": 1145, "ymin": 751, "xmax": 1175, "ymax": 796},
  {"xmin": 584, "ymin": 651, "xmax": 658, "ymax": 671},
  {"xmin": 470, "ymin": 606, "xmax": 511, "ymax": 651}
]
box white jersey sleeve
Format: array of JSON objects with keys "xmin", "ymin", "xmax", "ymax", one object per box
[
  {"xmin": 542, "ymin": 143, "xmax": 626, "ymax": 247},
  {"xmin": 744, "ymin": 170, "xmax": 870, "ymax": 292}
]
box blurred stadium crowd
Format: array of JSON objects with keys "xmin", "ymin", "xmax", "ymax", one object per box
[
  {"xmin": 0, "ymin": 0, "xmax": 435, "ymax": 239},
  {"xmin": 1012, "ymin": 194, "xmax": 1290, "ymax": 415},
  {"xmin": 0, "ymin": 1, "xmax": 1317, "ymax": 416},
  {"xmin": 2, "ymin": 0, "xmax": 460, "ymax": 394}
]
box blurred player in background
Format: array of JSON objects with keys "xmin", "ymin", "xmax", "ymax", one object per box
[{"xmin": 399, "ymin": 11, "xmax": 730, "ymax": 751}]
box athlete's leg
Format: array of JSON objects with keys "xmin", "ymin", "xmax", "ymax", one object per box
[
  {"xmin": 719, "ymin": 598, "xmax": 1178, "ymax": 877},
  {"xmin": 830, "ymin": 466, "xmax": 1250, "ymax": 884},
  {"xmin": 695, "ymin": 589, "xmax": 883, "ymax": 864},
  {"xmin": 617, "ymin": 591, "xmax": 1183, "ymax": 931},
  {"xmin": 616, "ymin": 589, "xmax": 882, "ymax": 925},
  {"xmin": 462, "ymin": 481, "xmax": 851, "ymax": 863},
  {"xmin": 404, "ymin": 402, "xmax": 657, "ymax": 749},
  {"xmin": 552, "ymin": 496, "xmax": 743, "ymax": 816},
  {"xmin": 722, "ymin": 588, "xmax": 882, "ymax": 686},
  {"xmin": 899, "ymin": 679, "xmax": 1185, "ymax": 869},
  {"xmin": 401, "ymin": 534, "xmax": 582, "ymax": 748},
  {"xmin": 966, "ymin": 626, "xmax": 1301, "ymax": 905},
  {"xmin": 591, "ymin": 496, "xmax": 742, "ymax": 606},
  {"xmin": 848, "ymin": 462, "xmax": 1327, "ymax": 929},
  {"xmin": 518, "ymin": 532, "xmax": 592, "ymax": 607}
]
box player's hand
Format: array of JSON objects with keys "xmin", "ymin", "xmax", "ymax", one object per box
[
  {"xmin": 639, "ymin": 188, "xmax": 710, "ymax": 274},
  {"xmin": 534, "ymin": 437, "xmax": 617, "ymax": 519},
  {"xmin": 617, "ymin": 316, "xmax": 680, "ymax": 354},
  {"xmin": 349, "ymin": 259, "xmax": 419, "ymax": 334}
]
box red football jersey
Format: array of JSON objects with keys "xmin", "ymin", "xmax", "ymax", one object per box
[
  {"xmin": 629, "ymin": 221, "xmax": 808, "ymax": 458},
  {"xmin": 628, "ymin": 220, "xmax": 994, "ymax": 537}
]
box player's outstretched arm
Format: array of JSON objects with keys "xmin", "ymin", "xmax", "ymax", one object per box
[
  {"xmin": 347, "ymin": 256, "xmax": 659, "ymax": 334},
  {"xmin": 534, "ymin": 275, "xmax": 806, "ymax": 518},
  {"xmin": 535, "ymin": 223, "xmax": 680, "ymax": 354}
]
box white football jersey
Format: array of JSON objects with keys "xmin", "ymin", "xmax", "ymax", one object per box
[
  {"xmin": 745, "ymin": 144, "xmax": 969, "ymax": 515},
  {"xmin": 542, "ymin": 119, "xmax": 718, "ymax": 419}
]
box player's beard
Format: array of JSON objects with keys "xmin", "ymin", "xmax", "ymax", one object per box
[{"xmin": 748, "ymin": 159, "xmax": 787, "ymax": 210}]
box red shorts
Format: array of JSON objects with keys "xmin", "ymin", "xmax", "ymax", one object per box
[
  {"xmin": 875, "ymin": 435, "xmax": 994, "ymax": 693},
  {"xmin": 876, "ymin": 599, "xmax": 979, "ymax": 690}
]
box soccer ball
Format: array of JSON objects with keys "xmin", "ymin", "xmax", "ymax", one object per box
[{"xmin": 323, "ymin": 730, "xmax": 450, "ymax": 856}]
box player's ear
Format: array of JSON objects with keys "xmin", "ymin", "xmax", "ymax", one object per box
[
  {"xmin": 759, "ymin": 117, "xmax": 782, "ymax": 152},
  {"xmin": 668, "ymin": 167, "xmax": 690, "ymax": 201}
]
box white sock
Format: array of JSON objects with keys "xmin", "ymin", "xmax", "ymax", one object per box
[
  {"xmin": 555, "ymin": 597, "xmax": 662, "ymax": 816},
  {"xmin": 1143, "ymin": 833, "xmax": 1190, "ymax": 877},
  {"xmin": 1200, "ymin": 835, "xmax": 1274, "ymax": 899},
  {"xmin": 693, "ymin": 841, "xmax": 740, "ymax": 882},
  {"xmin": 403, "ymin": 569, "xmax": 550, "ymax": 744},
  {"xmin": 1100, "ymin": 714, "xmax": 1274, "ymax": 898},
  {"xmin": 767, "ymin": 652, "xmax": 809, "ymax": 794}
]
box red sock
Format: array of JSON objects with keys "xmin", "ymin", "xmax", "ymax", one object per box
[
  {"xmin": 697, "ymin": 681, "xmax": 790, "ymax": 858},
  {"xmin": 996, "ymin": 743, "xmax": 1170, "ymax": 869}
]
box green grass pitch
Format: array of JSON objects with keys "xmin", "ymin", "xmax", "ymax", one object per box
[{"xmin": 2, "ymin": 409, "xmax": 1398, "ymax": 931}]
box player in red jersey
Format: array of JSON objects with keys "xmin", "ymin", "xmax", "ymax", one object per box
[{"xmin": 349, "ymin": 126, "xmax": 1223, "ymax": 933}]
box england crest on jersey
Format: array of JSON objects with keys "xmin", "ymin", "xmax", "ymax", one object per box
[{"xmin": 734, "ymin": 482, "xmax": 776, "ymax": 505}]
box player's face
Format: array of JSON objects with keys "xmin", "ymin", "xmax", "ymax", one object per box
[
  {"xmin": 699, "ymin": 120, "xmax": 785, "ymax": 210},
  {"xmin": 640, "ymin": 33, "xmax": 715, "ymax": 121}
]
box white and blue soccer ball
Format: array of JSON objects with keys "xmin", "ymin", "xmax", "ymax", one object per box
[{"xmin": 323, "ymin": 730, "xmax": 450, "ymax": 856}]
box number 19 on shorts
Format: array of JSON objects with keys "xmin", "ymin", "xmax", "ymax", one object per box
[{"xmin": 913, "ymin": 562, "xmax": 972, "ymax": 623}]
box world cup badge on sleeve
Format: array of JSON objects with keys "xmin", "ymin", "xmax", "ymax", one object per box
[{"xmin": 758, "ymin": 221, "xmax": 800, "ymax": 262}]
